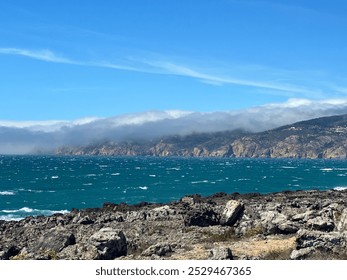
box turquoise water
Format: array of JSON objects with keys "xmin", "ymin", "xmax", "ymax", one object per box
[{"xmin": 1, "ymin": 155, "xmax": 347, "ymax": 220}]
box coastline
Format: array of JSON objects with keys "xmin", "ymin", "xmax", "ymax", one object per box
[{"xmin": 1, "ymin": 189, "xmax": 347, "ymax": 260}]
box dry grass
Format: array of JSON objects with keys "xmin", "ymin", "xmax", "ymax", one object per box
[{"xmin": 231, "ymin": 236, "xmax": 296, "ymax": 259}]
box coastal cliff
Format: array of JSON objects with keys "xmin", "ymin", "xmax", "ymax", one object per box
[
  {"xmin": 55, "ymin": 114, "xmax": 347, "ymax": 159},
  {"xmin": 1, "ymin": 189, "xmax": 347, "ymax": 260}
]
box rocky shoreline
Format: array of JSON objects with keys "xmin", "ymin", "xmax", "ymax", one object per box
[{"xmin": 1, "ymin": 189, "xmax": 347, "ymax": 260}]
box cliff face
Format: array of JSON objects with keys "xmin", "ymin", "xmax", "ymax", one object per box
[{"xmin": 55, "ymin": 114, "xmax": 347, "ymax": 159}]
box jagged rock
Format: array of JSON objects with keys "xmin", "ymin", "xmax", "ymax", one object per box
[
  {"xmin": 293, "ymin": 229, "xmax": 347, "ymax": 259},
  {"xmin": 277, "ymin": 222, "xmax": 299, "ymax": 234},
  {"xmin": 337, "ymin": 208, "xmax": 347, "ymax": 232},
  {"xmin": 220, "ymin": 200, "xmax": 244, "ymax": 226},
  {"xmin": 260, "ymin": 211, "xmax": 288, "ymax": 234},
  {"xmin": 2, "ymin": 190, "xmax": 347, "ymax": 260},
  {"xmin": 209, "ymin": 247, "xmax": 233, "ymax": 260},
  {"xmin": 31, "ymin": 227, "xmax": 76, "ymax": 254},
  {"xmin": 141, "ymin": 243, "xmax": 174, "ymax": 257},
  {"xmin": 184, "ymin": 204, "xmax": 220, "ymax": 227},
  {"xmin": 0, "ymin": 245, "xmax": 20, "ymax": 260},
  {"xmin": 78, "ymin": 215, "xmax": 94, "ymax": 225},
  {"xmin": 290, "ymin": 247, "xmax": 315, "ymax": 260},
  {"xmin": 181, "ymin": 196, "xmax": 196, "ymax": 205},
  {"xmin": 307, "ymin": 217, "xmax": 334, "ymax": 231},
  {"xmin": 291, "ymin": 210, "xmax": 316, "ymax": 221},
  {"xmin": 89, "ymin": 228, "xmax": 127, "ymax": 259}
]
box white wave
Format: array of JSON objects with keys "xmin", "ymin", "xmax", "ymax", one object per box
[
  {"xmin": 0, "ymin": 207, "xmax": 69, "ymax": 221},
  {"xmin": 51, "ymin": 175, "xmax": 59, "ymax": 179},
  {"xmin": 2, "ymin": 207, "xmax": 34, "ymax": 213},
  {"xmin": 334, "ymin": 186, "xmax": 347, "ymax": 191},
  {"xmin": 321, "ymin": 168, "xmax": 333, "ymax": 171},
  {"xmin": 0, "ymin": 215, "xmax": 22, "ymax": 221},
  {"xmin": 111, "ymin": 173, "xmax": 120, "ymax": 176},
  {"xmin": 149, "ymin": 174, "xmax": 156, "ymax": 177},
  {"xmin": 191, "ymin": 180, "xmax": 209, "ymax": 184},
  {"xmin": 139, "ymin": 186, "xmax": 148, "ymax": 190},
  {"xmin": 0, "ymin": 191, "xmax": 15, "ymax": 195},
  {"xmin": 281, "ymin": 166, "xmax": 297, "ymax": 169}
]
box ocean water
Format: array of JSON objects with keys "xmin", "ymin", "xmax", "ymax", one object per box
[{"xmin": 1, "ymin": 155, "xmax": 347, "ymax": 221}]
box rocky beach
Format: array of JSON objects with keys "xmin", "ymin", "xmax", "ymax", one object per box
[{"xmin": 1, "ymin": 189, "xmax": 347, "ymax": 260}]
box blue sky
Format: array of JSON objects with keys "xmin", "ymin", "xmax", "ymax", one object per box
[{"xmin": 1, "ymin": 0, "xmax": 347, "ymax": 121}]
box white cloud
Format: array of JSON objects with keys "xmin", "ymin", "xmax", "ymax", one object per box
[
  {"xmin": 1, "ymin": 98, "xmax": 347, "ymax": 154},
  {"xmin": 0, "ymin": 48, "xmax": 75, "ymax": 64},
  {"xmin": 142, "ymin": 60, "xmax": 322, "ymax": 97}
]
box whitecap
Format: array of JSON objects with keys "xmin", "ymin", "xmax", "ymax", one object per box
[
  {"xmin": 139, "ymin": 186, "xmax": 148, "ymax": 190},
  {"xmin": 281, "ymin": 166, "xmax": 297, "ymax": 169},
  {"xmin": 334, "ymin": 186, "xmax": 347, "ymax": 191},
  {"xmin": 191, "ymin": 180, "xmax": 209, "ymax": 184},
  {"xmin": 321, "ymin": 168, "xmax": 333, "ymax": 171},
  {"xmin": 0, "ymin": 191, "xmax": 15, "ymax": 196},
  {"xmin": 51, "ymin": 175, "xmax": 59, "ymax": 179},
  {"xmin": 149, "ymin": 174, "xmax": 156, "ymax": 177},
  {"xmin": 111, "ymin": 173, "xmax": 120, "ymax": 176}
]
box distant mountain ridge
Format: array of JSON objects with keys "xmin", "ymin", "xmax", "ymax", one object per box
[{"xmin": 55, "ymin": 114, "xmax": 347, "ymax": 159}]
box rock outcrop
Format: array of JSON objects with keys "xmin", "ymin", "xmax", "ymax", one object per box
[{"xmin": 1, "ymin": 190, "xmax": 347, "ymax": 260}]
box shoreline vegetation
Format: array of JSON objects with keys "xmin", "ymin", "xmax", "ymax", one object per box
[{"xmin": 1, "ymin": 189, "xmax": 347, "ymax": 260}]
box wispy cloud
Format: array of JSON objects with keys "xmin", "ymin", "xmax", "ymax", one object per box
[
  {"xmin": 0, "ymin": 47, "xmax": 75, "ymax": 64},
  {"xmin": 0, "ymin": 47, "xmax": 334, "ymax": 98},
  {"xmin": 144, "ymin": 60, "xmax": 322, "ymax": 97}
]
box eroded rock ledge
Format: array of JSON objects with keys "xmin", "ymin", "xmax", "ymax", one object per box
[{"xmin": 1, "ymin": 189, "xmax": 347, "ymax": 260}]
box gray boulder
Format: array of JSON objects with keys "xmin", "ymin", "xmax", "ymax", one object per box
[
  {"xmin": 337, "ymin": 208, "xmax": 347, "ymax": 232},
  {"xmin": 220, "ymin": 200, "xmax": 244, "ymax": 226},
  {"xmin": 260, "ymin": 211, "xmax": 297, "ymax": 234},
  {"xmin": 291, "ymin": 229, "xmax": 347, "ymax": 259},
  {"xmin": 32, "ymin": 227, "xmax": 75, "ymax": 254},
  {"xmin": 141, "ymin": 242, "xmax": 174, "ymax": 257},
  {"xmin": 89, "ymin": 227, "xmax": 127, "ymax": 259},
  {"xmin": 184, "ymin": 204, "xmax": 220, "ymax": 227},
  {"xmin": 209, "ymin": 247, "xmax": 233, "ymax": 260}
]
